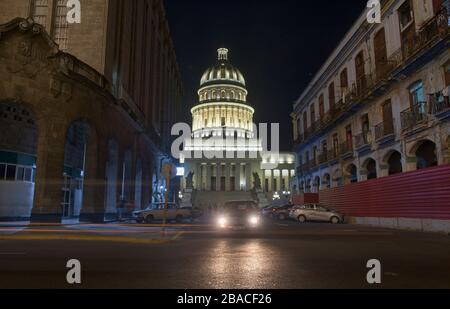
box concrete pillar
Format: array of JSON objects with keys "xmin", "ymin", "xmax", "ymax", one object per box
[
  {"xmin": 226, "ymin": 163, "xmax": 231, "ymax": 191},
  {"xmin": 206, "ymin": 163, "xmax": 211, "ymax": 191},
  {"xmin": 195, "ymin": 163, "xmax": 201, "ymax": 191},
  {"xmin": 216, "ymin": 163, "xmax": 221, "ymax": 191},
  {"xmin": 235, "ymin": 163, "xmax": 241, "ymax": 191},
  {"xmin": 31, "ymin": 120, "xmax": 67, "ymax": 223},
  {"xmin": 80, "ymin": 132, "xmax": 107, "ymax": 223},
  {"xmin": 246, "ymin": 162, "xmax": 252, "ymax": 191}
]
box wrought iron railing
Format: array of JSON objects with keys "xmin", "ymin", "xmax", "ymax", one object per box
[
  {"xmin": 339, "ymin": 142, "xmax": 353, "ymax": 156},
  {"xmin": 374, "ymin": 121, "xmax": 395, "ymax": 140},
  {"xmin": 355, "ymin": 132, "xmax": 373, "ymax": 148},
  {"xmin": 400, "ymin": 102, "xmax": 428, "ymax": 130},
  {"xmin": 318, "ymin": 152, "xmax": 328, "ymax": 164},
  {"xmin": 429, "ymin": 92, "xmax": 450, "ymax": 115},
  {"xmin": 397, "ymin": 7, "xmax": 448, "ymax": 68},
  {"xmin": 294, "ymin": 7, "xmax": 448, "ymax": 147}
]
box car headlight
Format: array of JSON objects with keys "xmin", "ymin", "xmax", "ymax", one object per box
[
  {"xmin": 249, "ymin": 216, "xmax": 259, "ymax": 226},
  {"xmin": 218, "ymin": 217, "xmax": 228, "ymax": 227}
]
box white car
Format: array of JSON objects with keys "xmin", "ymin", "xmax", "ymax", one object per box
[{"xmin": 133, "ymin": 203, "xmax": 192, "ymax": 223}]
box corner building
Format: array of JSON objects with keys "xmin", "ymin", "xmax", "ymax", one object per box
[{"xmin": 0, "ymin": 0, "xmax": 183, "ymax": 222}]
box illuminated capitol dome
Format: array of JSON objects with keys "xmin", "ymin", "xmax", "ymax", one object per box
[
  {"xmin": 181, "ymin": 48, "xmax": 296, "ymax": 208},
  {"xmin": 192, "ymin": 48, "xmax": 255, "ymax": 140}
]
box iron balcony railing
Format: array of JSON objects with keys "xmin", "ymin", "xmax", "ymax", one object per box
[
  {"xmin": 318, "ymin": 152, "xmax": 328, "ymax": 165},
  {"xmin": 374, "ymin": 120, "xmax": 395, "ymax": 141},
  {"xmin": 294, "ymin": 7, "xmax": 448, "ymax": 148},
  {"xmin": 355, "ymin": 132, "xmax": 373, "ymax": 149},
  {"xmin": 400, "ymin": 102, "xmax": 428, "ymax": 130},
  {"xmin": 429, "ymin": 92, "xmax": 450, "ymax": 115},
  {"xmin": 402, "ymin": 8, "xmax": 448, "ymax": 61},
  {"xmin": 339, "ymin": 142, "xmax": 353, "ymax": 156}
]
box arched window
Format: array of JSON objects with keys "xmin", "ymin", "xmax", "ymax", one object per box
[{"xmin": 416, "ymin": 140, "xmax": 438, "ymax": 169}]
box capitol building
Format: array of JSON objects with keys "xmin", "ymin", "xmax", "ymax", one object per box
[{"xmin": 180, "ymin": 48, "xmax": 295, "ymax": 208}]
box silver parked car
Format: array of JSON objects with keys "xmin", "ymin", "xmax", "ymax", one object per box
[{"xmin": 291, "ymin": 204, "xmax": 343, "ymax": 224}]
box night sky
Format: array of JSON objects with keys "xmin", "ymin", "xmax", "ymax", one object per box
[{"xmin": 165, "ymin": 0, "xmax": 367, "ymax": 150}]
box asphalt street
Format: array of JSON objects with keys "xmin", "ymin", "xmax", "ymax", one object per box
[{"xmin": 0, "ymin": 219, "xmax": 450, "ymax": 289}]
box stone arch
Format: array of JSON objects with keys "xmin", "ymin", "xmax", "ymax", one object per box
[
  {"xmin": 313, "ymin": 176, "xmax": 321, "ymax": 192},
  {"xmin": 62, "ymin": 120, "xmax": 98, "ymax": 219},
  {"xmin": 0, "ymin": 100, "xmax": 39, "ymax": 220},
  {"xmin": 305, "ymin": 178, "xmax": 312, "ymax": 193},
  {"xmin": 120, "ymin": 150, "xmax": 133, "ymax": 203},
  {"xmin": 383, "ymin": 150, "xmax": 403, "ymax": 175},
  {"xmin": 105, "ymin": 138, "xmax": 119, "ymax": 217},
  {"xmin": 345, "ymin": 163, "xmax": 358, "ymax": 184},
  {"xmin": 332, "ymin": 168, "xmax": 343, "ymax": 187},
  {"xmin": 362, "ymin": 157, "xmax": 377, "ymax": 180},
  {"xmin": 322, "ymin": 173, "xmax": 331, "ymax": 189},
  {"xmin": 134, "ymin": 158, "xmax": 143, "ymax": 211},
  {"xmin": 412, "ymin": 139, "xmax": 438, "ymax": 170}
]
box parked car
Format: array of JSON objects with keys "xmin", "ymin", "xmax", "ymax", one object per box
[
  {"xmin": 290, "ymin": 204, "xmax": 344, "ymax": 224},
  {"xmin": 133, "ymin": 202, "xmax": 192, "ymax": 223},
  {"xmin": 216, "ymin": 200, "xmax": 261, "ymax": 230},
  {"xmin": 261, "ymin": 205, "xmax": 275, "ymax": 217},
  {"xmin": 271, "ymin": 204, "xmax": 294, "ymax": 220},
  {"xmin": 180, "ymin": 206, "xmax": 203, "ymax": 219}
]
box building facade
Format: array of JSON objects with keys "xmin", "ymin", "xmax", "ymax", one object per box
[
  {"xmin": 181, "ymin": 48, "xmax": 295, "ymax": 208},
  {"xmin": 0, "ymin": 0, "xmax": 183, "ymax": 222},
  {"xmin": 292, "ymin": 0, "xmax": 449, "ymax": 195}
]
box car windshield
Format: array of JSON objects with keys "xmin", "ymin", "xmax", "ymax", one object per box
[{"xmin": 223, "ymin": 201, "xmax": 258, "ymax": 214}]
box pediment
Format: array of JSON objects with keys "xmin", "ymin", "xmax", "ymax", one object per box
[{"xmin": 0, "ymin": 18, "xmax": 59, "ymax": 78}]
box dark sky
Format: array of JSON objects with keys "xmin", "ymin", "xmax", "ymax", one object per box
[{"xmin": 164, "ymin": 0, "xmax": 367, "ymax": 150}]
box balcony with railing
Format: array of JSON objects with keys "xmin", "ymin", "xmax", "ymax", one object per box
[
  {"xmin": 390, "ymin": 7, "xmax": 448, "ymax": 70},
  {"xmin": 354, "ymin": 132, "xmax": 373, "ymax": 155},
  {"xmin": 429, "ymin": 92, "xmax": 450, "ymax": 116},
  {"xmin": 375, "ymin": 120, "xmax": 394, "ymax": 140},
  {"xmin": 339, "ymin": 142, "xmax": 353, "ymax": 157},
  {"xmin": 401, "ymin": 102, "xmax": 428, "ymax": 131},
  {"xmin": 318, "ymin": 152, "xmax": 328, "ymax": 165},
  {"xmin": 309, "ymin": 159, "xmax": 318, "ymax": 170},
  {"xmin": 293, "ymin": 7, "xmax": 448, "ymax": 150}
]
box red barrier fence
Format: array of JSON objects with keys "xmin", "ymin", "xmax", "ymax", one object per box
[{"xmin": 319, "ymin": 164, "xmax": 450, "ymax": 220}]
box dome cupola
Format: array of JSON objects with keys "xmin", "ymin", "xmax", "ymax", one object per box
[{"xmin": 200, "ymin": 48, "xmax": 246, "ymax": 88}]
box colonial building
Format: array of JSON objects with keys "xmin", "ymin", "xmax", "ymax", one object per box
[
  {"xmin": 0, "ymin": 0, "xmax": 183, "ymax": 222},
  {"xmin": 181, "ymin": 48, "xmax": 295, "ymax": 208},
  {"xmin": 292, "ymin": 0, "xmax": 449, "ymax": 194}
]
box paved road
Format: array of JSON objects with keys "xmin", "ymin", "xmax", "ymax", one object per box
[{"xmin": 0, "ymin": 219, "xmax": 450, "ymax": 288}]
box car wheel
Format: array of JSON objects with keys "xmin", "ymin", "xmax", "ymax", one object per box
[
  {"xmin": 297, "ymin": 215, "xmax": 307, "ymax": 223},
  {"xmin": 145, "ymin": 215, "xmax": 154, "ymax": 224},
  {"xmin": 175, "ymin": 215, "xmax": 183, "ymax": 223},
  {"xmin": 330, "ymin": 216, "xmax": 340, "ymax": 224},
  {"xmin": 278, "ymin": 213, "xmax": 286, "ymax": 220}
]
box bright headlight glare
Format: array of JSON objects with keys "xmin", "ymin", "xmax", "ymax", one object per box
[
  {"xmin": 249, "ymin": 216, "xmax": 259, "ymax": 225},
  {"xmin": 218, "ymin": 217, "xmax": 227, "ymax": 226}
]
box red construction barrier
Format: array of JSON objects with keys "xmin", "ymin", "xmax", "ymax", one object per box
[
  {"xmin": 292, "ymin": 193, "xmax": 319, "ymax": 205},
  {"xmin": 319, "ymin": 164, "xmax": 450, "ymax": 220}
]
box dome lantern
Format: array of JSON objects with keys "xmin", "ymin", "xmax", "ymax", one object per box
[{"xmin": 217, "ymin": 48, "xmax": 229, "ymax": 61}]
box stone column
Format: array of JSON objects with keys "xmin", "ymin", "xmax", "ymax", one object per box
[
  {"xmin": 216, "ymin": 164, "xmax": 221, "ymax": 191},
  {"xmin": 80, "ymin": 133, "xmax": 107, "ymax": 223},
  {"xmin": 226, "ymin": 163, "xmax": 231, "ymax": 191},
  {"xmin": 195, "ymin": 163, "xmax": 201, "ymax": 191},
  {"xmin": 206, "ymin": 163, "xmax": 211, "ymax": 191},
  {"xmin": 31, "ymin": 120, "xmax": 67, "ymax": 223},
  {"xmin": 235, "ymin": 163, "xmax": 241, "ymax": 191},
  {"xmin": 246, "ymin": 162, "xmax": 252, "ymax": 191}
]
